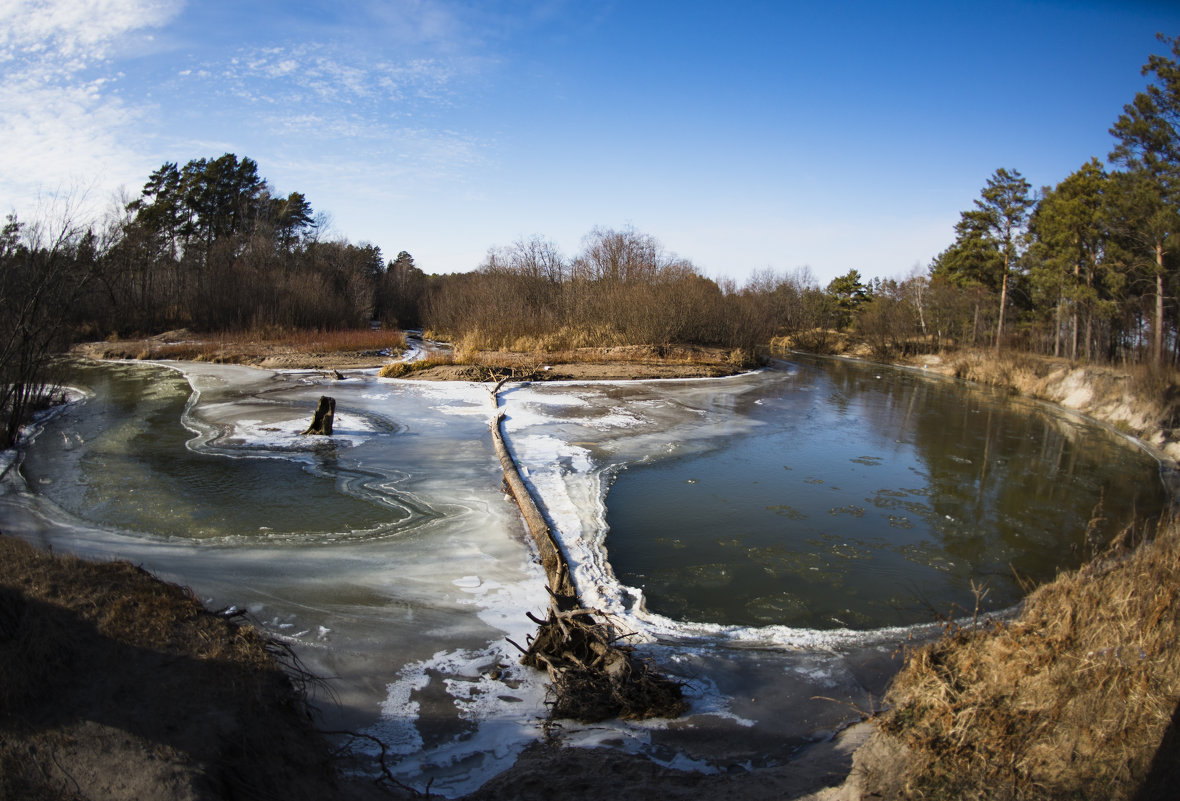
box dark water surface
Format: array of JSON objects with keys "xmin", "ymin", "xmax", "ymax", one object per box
[
  {"xmin": 20, "ymin": 361, "xmax": 400, "ymax": 539},
  {"xmin": 604, "ymin": 358, "xmax": 1169, "ymax": 630}
]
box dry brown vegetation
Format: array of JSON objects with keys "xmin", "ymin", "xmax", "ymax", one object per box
[
  {"xmin": 852, "ymin": 519, "xmax": 1180, "ymax": 801},
  {"xmin": 75, "ymin": 327, "xmax": 407, "ymax": 368},
  {"xmin": 379, "ymin": 341, "xmax": 755, "ymax": 382},
  {"xmin": 945, "ymin": 348, "xmax": 1180, "ymax": 413},
  {"xmin": 0, "ymin": 534, "xmax": 388, "ymax": 801}
]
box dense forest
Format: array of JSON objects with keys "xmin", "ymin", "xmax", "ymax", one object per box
[{"xmin": 3, "ymin": 36, "xmax": 1180, "ymax": 448}]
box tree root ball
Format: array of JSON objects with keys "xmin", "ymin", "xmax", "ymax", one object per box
[{"xmin": 520, "ymin": 610, "xmax": 687, "ymax": 723}]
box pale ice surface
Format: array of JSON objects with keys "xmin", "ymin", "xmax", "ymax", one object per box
[{"xmin": 0, "ymin": 362, "xmax": 912, "ymax": 797}]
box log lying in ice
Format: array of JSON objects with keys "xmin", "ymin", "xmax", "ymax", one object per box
[
  {"xmin": 491, "ymin": 407, "xmax": 577, "ymax": 605},
  {"xmin": 489, "ymin": 377, "xmax": 685, "ymax": 722}
]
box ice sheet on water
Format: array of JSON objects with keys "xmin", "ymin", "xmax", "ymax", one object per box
[
  {"xmin": 373, "ymin": 643, "xmax": 551, "ymax": 796},
  {"xmin": 224, "ymin": 413, "xmax": 377, "ymax": 451},
  {"xmin": 1, "ymin": 362, "xmax": 925, "ymax": 796}
]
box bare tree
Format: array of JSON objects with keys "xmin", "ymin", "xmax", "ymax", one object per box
[{"xmin": 0, "ymin": 204, "xmax": 108, "ymax": 448}]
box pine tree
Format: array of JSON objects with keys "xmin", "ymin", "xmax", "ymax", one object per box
[{"xmin": 1109, "ymin": 34, "xmax": 1180, "ymax": 368}]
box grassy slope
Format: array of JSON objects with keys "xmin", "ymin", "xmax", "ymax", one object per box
[{"xmin": 854, "ymin": 521, "xmax": 1179, "ymax": 800}]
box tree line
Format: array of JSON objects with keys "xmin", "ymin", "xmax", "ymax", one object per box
[
  {"xmin": 427, "ymin": 35, "xmax": 1180, "ymax": 370},
  {"xmin": 929, "ymin": 34, "xmax": 1180, "ymax": 369},
  {"xmin": 0, "ymin": 153, "xmax": 430, "ymax": 447},
  {"xmin": 3, "ymin": 36, "xmax": 1180, "ymax": 447}
]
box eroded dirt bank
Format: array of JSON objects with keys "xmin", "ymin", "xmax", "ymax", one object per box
[{"xmin": 900, "ymin": 348, "xmax": 1179, "ymax": 466}]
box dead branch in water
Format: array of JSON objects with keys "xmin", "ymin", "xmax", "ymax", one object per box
[{"xmin": 520, "ymin": 606, "xmax": 686, "ymax": 722}]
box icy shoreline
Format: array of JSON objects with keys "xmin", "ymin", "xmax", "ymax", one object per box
[{"xmin": 0, "ymin": 361, "xmax": 926, "ymax": 797}]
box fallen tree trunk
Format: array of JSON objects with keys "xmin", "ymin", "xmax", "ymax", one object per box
[
  {"xmin": 488, "ymin": 378, "xmax": 685, "ymax": 723},
  {"xmin": 491, "ymin": 408, "xmax": 577, "ymax": 605}
]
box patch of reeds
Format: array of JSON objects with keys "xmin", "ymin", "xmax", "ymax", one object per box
[
  {"xmin": 97, "ymin": 328, "xmax": 408, "ymax": 363},
  {"xmin": 871, "ymin": 518, "xmax": 1180, "ymax": 800},
  {"xmin": 378, "ymin": 352, "xmax": 456, "ymax": 378}
]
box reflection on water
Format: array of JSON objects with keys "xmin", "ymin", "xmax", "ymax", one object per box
[{"xmin": 604, "ymin": 358, "xmax": 1169, "ymax": 629}]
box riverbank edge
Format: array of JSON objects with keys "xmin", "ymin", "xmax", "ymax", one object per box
[
  {"xmin": 787, "ymin": 347, "xmax": 1179, "ymax": 801},
  {"xmin": 0, "ymin": 533, "xmax": 403, "ymax": 801},
  {"xmin": 890, "ymin": 347, "xmax": 1180, "ymax": 480}
]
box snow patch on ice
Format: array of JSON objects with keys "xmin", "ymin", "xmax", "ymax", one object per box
[{"xmin": 374, "ymin": 645, "xmax": 550, "ymax": 797}]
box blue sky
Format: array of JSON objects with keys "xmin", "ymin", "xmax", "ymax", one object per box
[{"xmin": 3, "ymin": 1, "xmax": 1179, "ymax": 285}]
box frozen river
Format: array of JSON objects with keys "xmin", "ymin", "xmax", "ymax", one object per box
[{"xmin": 0, "ymin": 357, "xmax": 1167, "ymax": 795}]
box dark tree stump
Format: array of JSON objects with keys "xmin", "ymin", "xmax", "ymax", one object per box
[{"xmin": 301, "ymin": 396, "xmax": 335, "ymax": 435}]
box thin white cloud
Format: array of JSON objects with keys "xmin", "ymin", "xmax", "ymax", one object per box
[
  {"xmin": 0, "ymin": 0, "xmax": 184, "ymax": 219},
  {"xmin": 0, "ymin": 0, "xmax": 179, "ymax": 63},
  {"xmin": 205, "ymin": 42, "xmax": 458, "ymax": 109},
  {"xmin": 0, "ymin": 0, "xmax": 492, "ymax": 249}
]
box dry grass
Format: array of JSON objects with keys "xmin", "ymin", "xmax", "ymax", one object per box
[
  {"xmin": 378, "ymin": 352, "xmax": 456, "ymax": 378},
  {"xmin": 770, "ymin": 329, "xmax": 854, "ymax": 355},
  {"xmin": 381, "ymin": 341, "xmax": 756, "ymax": 381},
  {"xmin": 873, "ymin": 519, "xmax": 1180, "ymax": 800},
  {"xmin": 92, "ymin": 327, "xmax": 407, "ymax": 363},
  {"xmin": 0, "ymin": 536, "xmax": 281, "ymax": 715}
]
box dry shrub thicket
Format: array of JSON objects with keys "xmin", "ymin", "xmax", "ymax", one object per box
[
  {"xmin": 868, "ymin": 520, "xmax": 1180, "ymax": 801},
  {"xmin": 419, "ymin": 229, "xmax": 825, "ymax": 358}
]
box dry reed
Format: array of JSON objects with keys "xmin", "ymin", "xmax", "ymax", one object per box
[
  {"xmin": 98, "ymin": 328, "xmax": 407, "ymax": 363},
  {"xmin": 874, "ymin": 519, "xmax": 1180, "ymax": 800}
]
